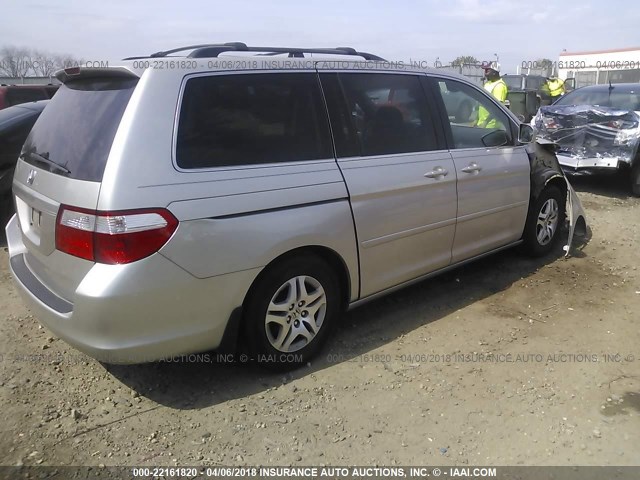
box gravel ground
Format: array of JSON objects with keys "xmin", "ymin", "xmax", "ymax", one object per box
[{"xmin": 0, "ymin": 172, "xmax": 639, "ymax": 468}]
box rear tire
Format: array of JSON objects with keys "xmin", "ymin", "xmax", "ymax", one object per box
[
  {"xmin": 0, "ymin": 192, "xmax": 13, "ymax": 231},
  {"xmin": 631, "ymin": 161, "xmax": 640, "ymax": 197},
  {"xmin": 243, "ymin": 254, "xmax": 341, "ymax": 371},
  {"xmin": 522, "ymin": 185, "xmax": 566, "ymax": 256}
]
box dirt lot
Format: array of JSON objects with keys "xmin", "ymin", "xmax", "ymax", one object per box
[{"xmin": 1, "ymin": 172, "xmax": 639, "ymax": 468}]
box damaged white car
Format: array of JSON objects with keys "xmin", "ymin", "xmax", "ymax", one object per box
[{"xmin": 532, "ymin": 83, "xmax": 640, "ymax": 196}]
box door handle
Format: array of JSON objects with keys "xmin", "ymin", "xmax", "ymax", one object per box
[
  {"xmin": 424, "ymin": 166, "xmax": 449, "ymax": 179},
  {"xmin": 461, "ymin": 162, "xmax": 482, "ymax": 174}
]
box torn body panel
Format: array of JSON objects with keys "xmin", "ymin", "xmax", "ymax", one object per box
[
  {"xmin": 533, "ymin": 105, "xmax": 640, "ymax": 172},
  {"xmin": 525, "ymin": 140, "xmax": 565, "ymax": 199},
  {"xmin": 564, "ymin": 178, "xmax": 587, "ymax": 256},
  {"xmin": 525, "ymin": 140, "xmax": 587, "ymax": 256}
]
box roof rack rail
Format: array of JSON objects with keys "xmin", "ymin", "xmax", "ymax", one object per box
[{"xmin": 123, "ymin": 43, "xmax": 385, "ymax": 61}]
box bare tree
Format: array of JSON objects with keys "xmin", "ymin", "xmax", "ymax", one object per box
[
  {"xmin": 451, "ymin": 55, "xmax": 479, "ymax": 67},
  {"xmin": 535, "ymin": 58, "xmax": 554, "ymax": 69},
  {"xmin": 535, "ymin": 58, "xmax": 555, "ymax": 76},
  {"xmin": 0, "ymin": 46, "xmax": 32, "ymax": 77},
  {"xmin": 0, "ymin": 45, "xmax": 84, "ymax": 77},
  {"xmin": 32, "ymin": 51, "xmax": 56, "ymax": 76}
]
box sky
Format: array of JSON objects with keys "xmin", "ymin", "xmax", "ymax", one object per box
[{"xmin": 2, "ymin": 0, "xmax": 640, "ymax": 74}]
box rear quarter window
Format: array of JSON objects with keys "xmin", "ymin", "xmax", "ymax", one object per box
[{"xmin": 175, "ymin": 73, "xmax": 332, "ymax": 169}]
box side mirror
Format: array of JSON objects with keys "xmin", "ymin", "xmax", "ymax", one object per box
[
  {"xmin": 518, "ymin": 123, "xmax": 534, "ymax": 143},
  {"xmin": 481, "ymin": 129, "xmax": 509, "ymax": 147}
]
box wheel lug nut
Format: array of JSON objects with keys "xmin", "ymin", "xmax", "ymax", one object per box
[
  {"xmin": 301, "ymin": 311, "xmax": 308, "ymax": 317},
  {"xmin": 298, "ymin": 301, "xmax": 305, "ymax": 307},
  {"xmin": 294, "ymin": 320, "xmax": 300, "ymax": 327}
]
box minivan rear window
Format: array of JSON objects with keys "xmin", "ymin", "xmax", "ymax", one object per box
[
  {"xmin": 176, "ymin": 73, "xmax": 332, "ymax": 169},
  {"xmin": 21, "ymin": 77, "xmax": 137, "ymax": 182}
]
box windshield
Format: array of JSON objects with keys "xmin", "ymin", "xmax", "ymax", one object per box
[
  {"xmin": 555, "ymin": 88, "xmax": 640, "ymax": 111},
  {"xmin": 21, "ymin": 77, "xmax": 137, "ymax": 181}
]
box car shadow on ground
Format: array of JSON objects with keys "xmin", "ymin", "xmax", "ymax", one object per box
[
  {"xmin": 105, "ymin": 240, "xmax": 579, "ymax": 410},
  {"xmin": 565, "ymin": 170, "xmax": 634, "ymax": 200}
]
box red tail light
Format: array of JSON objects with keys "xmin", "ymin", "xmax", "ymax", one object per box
[{"xmin": 55, "ymin": 206, "xmax": 178, "ymax": 264}]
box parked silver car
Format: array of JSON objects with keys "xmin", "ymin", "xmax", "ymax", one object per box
[{"xmin": 5, "ymin": 43, "xmax": 586, "ymax": 368}]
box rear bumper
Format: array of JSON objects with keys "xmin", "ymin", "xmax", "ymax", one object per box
[
  {"xmin": 5, "ymin": 214, "xmax": 259, "ymax": 364},
  {"xmin": 557, "ymin": 154, "xmax": 626, "ymax": 171}
]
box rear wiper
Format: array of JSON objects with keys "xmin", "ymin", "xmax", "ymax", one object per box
[{"xmin": 20, "ymin": 151, "xmax": 71, "ymax": 176}]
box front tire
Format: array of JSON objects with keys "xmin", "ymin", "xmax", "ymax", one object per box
[
  {"xmin": 522, "ymin": 185, "xmax": 566, "ymax": 256},
  {"xmin": 243, "ymin": 254, "xmax": 341, "ymax": 370}
]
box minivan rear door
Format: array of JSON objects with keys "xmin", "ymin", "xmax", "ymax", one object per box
[
  {"xmin": 319, "ymin": 71, "xmax": 457, "ymax": 298},
  {"xmin": 12, "ymin": 71, "xmax": 138, "ymax": 301}
]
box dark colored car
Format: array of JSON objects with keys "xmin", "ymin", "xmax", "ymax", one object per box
[
  {"xmin": 0, "ymin": 101, "xmax": 49, "ymax": 200},
  {"xmin": 553, "ymin": 83, "xmax": 640, "ymax": 110},
  {"xmin": 0, "ymin": 85, "xmax": 58, "ymax": 110},
  {"xmin": 534, "ymin": 83, "xmax": 640, "ymax": 196}
]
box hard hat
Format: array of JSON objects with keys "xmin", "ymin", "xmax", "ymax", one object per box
[{"xmin": 481, "ymin": 61, "xmax": 500, "ymax": 73}]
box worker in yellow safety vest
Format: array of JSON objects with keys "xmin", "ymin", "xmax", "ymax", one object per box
[
  {"xmin": 476, "ymin": 62, "xmax": 508, "ymax": 129},
  {"xmin": 545, "ymin": 76, "xmax": 565, "ymax": 103}
]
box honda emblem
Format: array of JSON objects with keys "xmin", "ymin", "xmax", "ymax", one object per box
[{"xmin": 27, "ymin": 169, "xmax": 37, "ymax": 185}]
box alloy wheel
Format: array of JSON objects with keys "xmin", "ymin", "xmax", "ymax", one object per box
[
  {"xmin": 264, "ymin": 275, "xmax": 327, "ymax": 353},
  {"xmin": 536, "ymin": 198, "xmax": 559, "ymax": 246}
]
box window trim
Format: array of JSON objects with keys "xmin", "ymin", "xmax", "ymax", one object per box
[
  {"xmin": 419, "ymin": 76, "xmax": 448, "ymax": 149},
  {"xmin": 425, "ymin": 74, "xmax": 519, "ymax": 151},
  {"xmin": 316, "ymin": 72, "xmax": 360, "ymax": 159},
  {"xmin": 171, "ymin": 70, "xmax": 335, "ymax": 173}
]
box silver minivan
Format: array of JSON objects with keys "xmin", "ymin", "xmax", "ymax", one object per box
[{"xmin": 5, "ymin": 44, "xmax": 586, "ymax": 368}]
